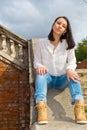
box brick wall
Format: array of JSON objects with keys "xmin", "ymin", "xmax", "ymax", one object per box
[
  {"xmin": 77, "ymin": 59, "xmax": 87, "ymax": 69},
  {"xmin": 0, "ymin": 59, "xmax": 30, "ymax": 130}
]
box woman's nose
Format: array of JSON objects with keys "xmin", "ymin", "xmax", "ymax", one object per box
[{"xmin": 59, "ymin": 25, "xmax": 62, "ymax": 29}]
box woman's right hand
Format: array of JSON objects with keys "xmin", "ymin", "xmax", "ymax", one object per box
[{"xmin": 36, "ymin": 66, "xmax": 48, "ymax": 75}]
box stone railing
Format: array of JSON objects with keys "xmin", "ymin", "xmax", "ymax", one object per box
[{"xmin": 0, "ymin": 25, "xmax": 28, "ymax": 70}]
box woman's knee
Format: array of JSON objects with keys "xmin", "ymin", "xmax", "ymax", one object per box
[
  {"xmin": 70, "ymin": 79, "xmax": 81, "ymax": 86},
  {"xmin": 36, "ymin": 73, "xmax": 48, "ymax": 81}
]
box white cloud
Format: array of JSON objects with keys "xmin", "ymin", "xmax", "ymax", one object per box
[{"xmin": 0, "ymin": 0, "xmax": 87, "ymax": 43}]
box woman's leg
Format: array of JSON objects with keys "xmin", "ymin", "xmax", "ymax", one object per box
[
  {"xmin": 51, "ymin": 74, "xmax": 84, "ymax": 105},
  {"xmin": 69, "ymin": 79, "xmax": 84, "ymax": 105},
  {"xmin": 69, "ymin": 80, "xmax": 87, "ymax": 124},
  {"xmin": 34, "ymin": 73, "xmax": 52, "ymax": 124},
  {"xmin": 53, "ymin": 74, "xmax": 87, "ymax": 124},
  {"xmin": 34, "ymin": 73, "xmax": 52, "ymax": 104}
]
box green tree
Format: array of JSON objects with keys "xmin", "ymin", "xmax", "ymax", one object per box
[{"xmin": 75, "ymin": 39, "xmax": 87, "ymax": 62}]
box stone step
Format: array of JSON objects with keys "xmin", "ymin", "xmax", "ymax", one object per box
[
  {"xmin": 30, "ymin": 88, "xmax": 74, "ymax": 125},
  {"xmin": 30, "ymin": 121, "xmax": 87, "ymax": 130},
  {"xmin": 30, "ymin": 87, "xmax": 87, "ymax": 130}
]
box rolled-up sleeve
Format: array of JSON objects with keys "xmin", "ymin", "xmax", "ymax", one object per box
[{"xmin": 66, "ymin": 48, "xmax": 77, "ymax": 71}]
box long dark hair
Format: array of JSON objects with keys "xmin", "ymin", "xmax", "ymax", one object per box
[{"xmin": 48, "ymin": 16, "xmax": 75, "ymax": 49}]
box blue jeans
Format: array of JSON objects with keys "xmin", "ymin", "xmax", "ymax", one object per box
[{"xmin": 34, "ymin": 73, "xmax": 84, "ymax": 105}]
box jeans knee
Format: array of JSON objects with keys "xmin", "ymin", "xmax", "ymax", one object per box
[
  {"xmin": 70, "ymin": 79, "xmax": 81, "ymax": 85},
  {"xmin": 36, "ymin": 74, "xmax": 48, "ymax": 81}
]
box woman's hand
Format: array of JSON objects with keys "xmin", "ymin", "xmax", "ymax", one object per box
[
  {"xmin": 66, "ymin": 69, "xmax": 80, "ymax": 82},
  {"xmin": 36, "ymin": 66, "xmax": 48, "ymax": 75}
]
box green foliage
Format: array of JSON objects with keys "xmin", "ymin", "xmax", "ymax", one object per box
[
  {"xmin": 80, "ymin": 73, "xmax": 84, "ymax": 77},
  {"xmin": 75, "ymin": 39, "xmax": 87, "ymax": 62},
  {"xmin": 85, "ymin": 107, "xmax": 87, "ymax": 113}
]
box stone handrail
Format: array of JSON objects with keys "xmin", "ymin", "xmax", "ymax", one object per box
[{"xmin": 0, "ymin": 25, "xmax": 28, "ymax": 70}]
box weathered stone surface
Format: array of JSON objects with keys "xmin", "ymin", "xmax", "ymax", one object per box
[
  {"xmin": 30, "ymin": 88, "xmax": 87, "ymax": 130},
  {"xmin": 31, "ymin": 121, "xmax": 87, "ymax": 130}
]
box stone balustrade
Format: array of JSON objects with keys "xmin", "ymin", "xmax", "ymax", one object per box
[
  {"xmin": 0, "ymin": 34, "xmax": 23, "ymax": 59},
  {"xmin": 0, "ymin": 29, "xmax": 28, "ymax": 70}
]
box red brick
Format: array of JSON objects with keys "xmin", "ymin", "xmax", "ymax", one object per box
[{"xmin": 0, "ymin": 60, "xmax": 30, "ymax": 129}]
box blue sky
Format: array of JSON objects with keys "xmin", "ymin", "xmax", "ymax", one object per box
[{"xmin": 0, "ymin": 0, "xmax": 87, "ymax": 44}]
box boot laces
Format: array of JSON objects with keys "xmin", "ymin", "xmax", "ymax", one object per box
[
  {"xmin": 75, "ymin": 105, "xmax": 85, "ymax": 114},
  {"xmin": 36, "ymin": 103, "xmax": 47, "ymax": 113}
]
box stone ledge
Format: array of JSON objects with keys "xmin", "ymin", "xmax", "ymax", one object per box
[
  {"xmin": 30, "ymin": 88, "xmax": 74, "ymax": 125},
  {"xmin": 30, "ymin": 82, "xmax": 87, "ymax": 130},
  {"xmin": 30, "ymin": 121, "xmax": 87, "ymax": 130}
]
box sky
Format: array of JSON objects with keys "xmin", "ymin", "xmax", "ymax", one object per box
[{"xmin": 0, "ymin": 0, "xmax": 87, "ymax": 45}]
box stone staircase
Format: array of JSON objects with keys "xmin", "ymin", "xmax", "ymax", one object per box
[{"xmin": 77, "ymin": 69, "xmax": 87, "ymax": 115}]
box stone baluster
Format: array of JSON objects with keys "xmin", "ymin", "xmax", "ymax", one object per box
[
  {"xmin": 1, "ymin": 34, "xmax": 8, "ymax": 52},
  {"xmin": 10, "ymin": 39, "xmax": 16, "ymax": 58},
  {"xmin": 18, "ymin": 44, "xmax": 23, "ymax": 62}
]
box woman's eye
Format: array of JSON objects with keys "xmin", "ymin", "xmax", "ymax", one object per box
[
  {"xmin": 57, "ymin": 22, "xmax": 60, "ymax": 24},
  {"xmin": 63, "ymin": 25, "xmax": 67, "ymax": 29},
  {"xmin": 56, "ymin": 22, "xmax": 67, "ymax": 28},
  {"xmin": 63, "ymin": 25, "xmax": 66, "ymax": 28}
]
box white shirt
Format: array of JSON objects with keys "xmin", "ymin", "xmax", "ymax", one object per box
[{"xmin": 34, "ymin": 38, "xmax": 77, "ymax": 76}]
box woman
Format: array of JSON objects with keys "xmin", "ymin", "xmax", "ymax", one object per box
[{"xmin": 34, "ymin": 16, "xmax": 87, "ymax": 124}]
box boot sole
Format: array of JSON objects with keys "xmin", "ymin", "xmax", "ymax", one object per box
[
  {"xmin": 76, "ymin": 120, "xmax": 87, "ymax": 124},
  {"xmin": 37, "ymin": 121, "xmax": 48, "ymax": 125}
]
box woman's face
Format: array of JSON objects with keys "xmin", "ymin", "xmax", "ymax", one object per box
[{"xmin": 52, "ymin": 18, "xmax": 67, "ymax": 37}]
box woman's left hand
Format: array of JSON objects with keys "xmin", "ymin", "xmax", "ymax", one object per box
[{"xmin": 66, "ymin": 69, "xmax": 80, "ymax": 82}]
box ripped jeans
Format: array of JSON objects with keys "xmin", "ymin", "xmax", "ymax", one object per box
[{"xmin": 34, "ymin": 73, "xmax": 84, "ymax": 105}]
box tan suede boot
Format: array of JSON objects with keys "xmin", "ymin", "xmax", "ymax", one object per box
[
  {"xmin": 74, "ymin": 101, "xmax": 87, "ymax": 124},
  {"xmin": 36, "ymin": 101, "xmax": 48, "ymax": 124}
]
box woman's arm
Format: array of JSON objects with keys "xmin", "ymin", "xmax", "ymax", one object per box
[
  {"xmin": 34, "ymin": 41, "xmax": 48, "ymax": 75},
  {"xmin": 66, "ymin": 48, "xmax": 77, "ymax": 71},
  {"xmin": 66, "ymin": 49, "xmax": 80, "ymax": 82}
]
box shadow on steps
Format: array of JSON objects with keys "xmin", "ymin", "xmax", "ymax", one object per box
[
  {"xmin": 30, "ymin": 87, "xmax": 74, "ymax": 125},
  {"xmin": 47, "ymin": 88, "xmax": 74, "ymax": 122}
]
